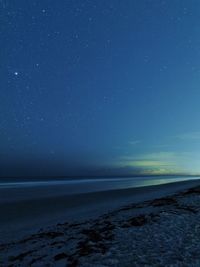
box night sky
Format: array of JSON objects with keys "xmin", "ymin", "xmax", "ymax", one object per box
[{"xmin": 2, "ymin": 0, "xmax": 200, "ymax": 177}]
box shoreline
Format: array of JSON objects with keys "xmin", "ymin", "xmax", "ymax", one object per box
[
  {"xmin": 1, "ymin": 179, "xmax": 200, "ymax": 266},
  {"xmin": 1, "ymin": 179, "xmax": 200, "ymax": 243}
]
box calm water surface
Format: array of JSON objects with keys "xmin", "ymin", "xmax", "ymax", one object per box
[{"xmin": 1, "ymin": 176, "xmax": 200, "ymax": 195}]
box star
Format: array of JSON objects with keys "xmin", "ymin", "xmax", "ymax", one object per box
[{"xmin": 14, "ymin": 71, "xmax": 19, "ymax": 76}]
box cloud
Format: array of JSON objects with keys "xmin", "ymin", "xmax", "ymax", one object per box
[
  {"xmin": 116, "ymin": 152, "xmax": 189, "ymax": 175},
  {"xmin": 131, "ymin": 160, "xmax": 172, "ymax": 168},
  {"xmin": 113, "ymin": 140, "xmax": 141, "ymax": 151},
  {"xmin": 152, "ymin": 144, "xmax": 169, "ymax": 148},
  {"xmin": 176, "ymin": 132, "xmax": 200, "ymax": 141},
  {"xmin": 129, "ymin": 140, "xmax": 141, "ymax": 145},
  {"xmin": 120, "ymin": 152, "xmax": 181, "ymax": 162}
]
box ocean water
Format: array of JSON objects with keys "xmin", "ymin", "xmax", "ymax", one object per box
[
  {"xmin": 0, "ymin": 176, "xmax": 200, "ymax": 195},
  {"xmin": 1, "ymin": 176, "xmax": 200, "ymax": 242}
]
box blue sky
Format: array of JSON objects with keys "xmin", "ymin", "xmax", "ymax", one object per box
[{"xmin": 1, "ymin": 0, "xmax": 200, "ymax": 176}]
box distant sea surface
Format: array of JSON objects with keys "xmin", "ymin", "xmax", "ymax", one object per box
[
  {"xmin": 0, "ymin": 176, "xmax": 200, "ymax": 195},
  {"xmin": 1, "ymin": 176, "xmax": 200, "ymax": 243}
]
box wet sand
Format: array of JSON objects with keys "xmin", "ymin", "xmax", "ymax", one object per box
[
  {"xmin": 1, "ymin": 180, "xmax": 200, "ymax": 266},
  {"xmin": 1, "ymin": 179, "xmax": 200, "ymax": 242}
]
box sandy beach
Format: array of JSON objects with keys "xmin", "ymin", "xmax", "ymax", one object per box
[
  {"xmin": 3, "ymin": 0, "xmax": 200, "ymax": 265},
  {"xmin": 1, "ymin": 179, "xmax": 200, "ymax": 266}
]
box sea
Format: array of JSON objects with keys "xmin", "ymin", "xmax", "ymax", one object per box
[{"xmin": 0, "ymin": 176, "xmax": 200, "ymax": 195}]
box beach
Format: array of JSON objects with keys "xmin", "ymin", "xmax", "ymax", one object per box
[{"xmin": 1, "ymin": 179, "xmax": 200, "ymax": 266}]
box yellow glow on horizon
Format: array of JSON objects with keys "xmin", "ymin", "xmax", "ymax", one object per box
[
  {"xmin": 128, "ymin": 160, "xmax": 172, "ymax": 168},
  {"xmin": 114, "ymin": 151, "xmax": 200, "ymax": 175}
]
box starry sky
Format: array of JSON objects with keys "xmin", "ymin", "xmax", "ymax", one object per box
[{"xmin": 2, "ymin": 0, "xmax": 200, "ymax": 177}]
